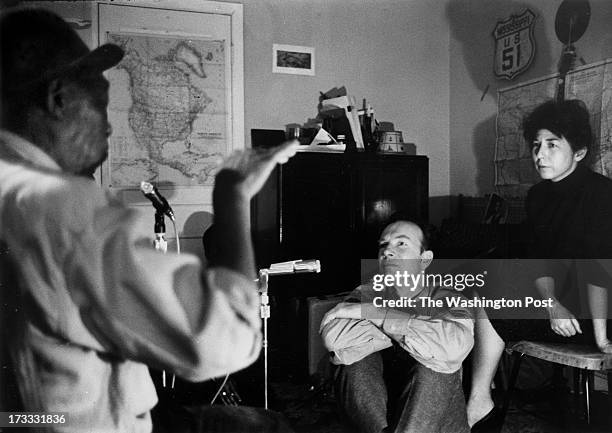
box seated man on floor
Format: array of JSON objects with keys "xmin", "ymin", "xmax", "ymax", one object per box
[{"xmin": 320, "ymin": 218, "xmax": 474, "ymax": 433}]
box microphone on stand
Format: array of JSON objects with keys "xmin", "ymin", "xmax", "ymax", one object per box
[
  {"xmin": 140, "ymin": 181, "xmax": 175, "ymax": 221},
  {"xmin": 256, "ymin": 259, "xmax": 320, "ymax": 410},
  {"xmin": 260, "ymin": 259, "xmax": 321, "ymax": 276},
  {"xmin": 140, "ymin": 181, "xmax": 177, "ymax": 388}
]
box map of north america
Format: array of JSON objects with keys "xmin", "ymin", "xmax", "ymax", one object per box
[{"xmin": 106, "ymin": 33, "xmax": 227, "ymax": 187}]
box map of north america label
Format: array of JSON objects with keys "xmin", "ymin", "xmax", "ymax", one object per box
[{"xmin": 106, "ymin": 33, "xmax": 227, "ymax": 187}]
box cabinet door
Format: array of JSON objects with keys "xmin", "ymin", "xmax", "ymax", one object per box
[
  {"xmin": 357, "ymin": 155, "xmax": 429, "ymax": 256},
  {"xmin": 250, "ymin": 129, "xmax": 288, "ymax": 268},
  {"xmin": 256, "ymin": 153, "xmax": 429, "ymax": 296},
  {"xmin": 280, "ymin": 154, "xmax": 357, "ymax": 293}
]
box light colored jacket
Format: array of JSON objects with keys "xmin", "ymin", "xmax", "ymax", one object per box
[
  {"xmin": 0, "ymin": 130, "xmax": 261, "ymax": 432},
  {"xmin": 320, "ymin": 283, "xmax": 474, "ymax": 373}
]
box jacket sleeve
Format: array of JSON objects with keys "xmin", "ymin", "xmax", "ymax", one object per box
[
  {"xmin": 66, "ymin": 205, "xmax": 262, "ymax": 382},
  {"xmin": 7, "ymin": 178, "xmax": 261, "ymax": 382},
  {"xmin": 318, "ymin": 286, "xmax": 392, "ymax": 365},
  {"xmin": 381, "ymin": 293, "xmax": 474, "ymax": 373},
  {"xmin": 320, "ymin": 318, "xmax": 392, "ymax": 365}
]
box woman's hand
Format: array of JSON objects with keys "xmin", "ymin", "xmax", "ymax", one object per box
[
  {"xmin": 546, "ymin": 300, "xmax": 582, "ymax": 337},
  {"xmin": 596, "ymin": 338, "xmax": 612, "ymax": 354}
]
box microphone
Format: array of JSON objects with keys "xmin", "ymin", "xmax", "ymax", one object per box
[
  {"xmin": 140, "ymin": 181, "xmax": 175, "ymax": 221},
  {"xmin": 262, "ymin": 259, "xmax": 321, "ymax": 276}
]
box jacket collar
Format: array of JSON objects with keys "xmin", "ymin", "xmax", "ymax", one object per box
[{"xmin": 0, "ymin": 129, "xmax": 61, "ymax": 172}]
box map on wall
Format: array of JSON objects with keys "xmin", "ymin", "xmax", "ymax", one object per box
[
  {"xmin": 495, "ymin": 58, "xmax": 612, "ymax": 197},
  {"xmin": 565, "ymin": 59, "xmax": 612, "ymax": 178},
  {"xmin": 495, "ymin": 74, "xmax": 558, "ymax": 197},
  {"xmin": 105, "ymin": 33, "xmax": 228, "ymax": 188}
]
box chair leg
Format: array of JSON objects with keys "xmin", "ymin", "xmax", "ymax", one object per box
[
  {"xmin": 573, "ymin": 367, "xmax": 579, "ymax": 408},
  {"xmin": 583, "ymin": 369, "xmax": 591, "ymax": 425},
  {"xmin": 501, "ymin": 351, "xmax": 524, "ymax": 420},
  {"xmin": 608, "ymin": 371, "xmax": 612, "ymax": 429}
]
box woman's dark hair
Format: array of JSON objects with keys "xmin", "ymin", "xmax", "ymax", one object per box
[{"xmin": 522, "ymin": 99, "xmax": 592, "ymax": 153}]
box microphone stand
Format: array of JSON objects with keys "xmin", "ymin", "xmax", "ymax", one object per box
[
  {"xmin": 257, "ymin": 269, "xmax": 271, "ymax": 410},
  {"xmin": 153, "ymin": 211, "xmax": 168, "ymax": 254},
  {"xmin": 255, "ymin": 260, "xmax": 320, "ymax": 410},
  {"xmin": 152, "ymin": 211, "xmax": 174, "ymax": 388}
]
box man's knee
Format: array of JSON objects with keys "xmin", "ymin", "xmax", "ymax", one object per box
[
  {"xmin": 334, "ymin": 355, "xmax": 389, "ymax": 433},
  {"xmin": 408, "ymin": 363, "xmax": 463, "ymax": 393},
  {"xmin": 394, "ymin": 364, "xmax": 468, "ymax": 432},
  {"xmin": 397, "ymin": 363, "xmax": 466, "ymax": 420},
  {"xmin": 334, "ymin": 352, "xmax": 383, "ymax": 383}
]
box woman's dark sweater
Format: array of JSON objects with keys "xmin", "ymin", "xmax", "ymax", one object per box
[
  {"xmin": 490, "ymin": 164, "xmax": 612, "ymax": 342},
  {"xmin": 526, "ymin": 164, "xmax": 612, "ymax": 311},
  {"xmin": 527, "ymin": 163, "xmax": 612, "ymax": 261}
]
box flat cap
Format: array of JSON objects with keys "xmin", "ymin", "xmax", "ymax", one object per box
[{"xmin": 1, "ymin": 8, "xmax": 124, "ymax": 94}]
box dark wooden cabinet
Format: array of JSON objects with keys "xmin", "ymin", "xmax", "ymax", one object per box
[{"xmin": 252, "ymin": 151, "xmax": 429, "ymax": 296}]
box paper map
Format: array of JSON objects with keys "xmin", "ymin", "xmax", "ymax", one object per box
[{"xmin": 105, "ymin": 33, "xmax": 228, "ymax": 187}]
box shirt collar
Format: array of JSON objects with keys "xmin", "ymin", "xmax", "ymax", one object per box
[{"xmin": 0, "ymin": 129, "xmax": 61, "ymax": 172}]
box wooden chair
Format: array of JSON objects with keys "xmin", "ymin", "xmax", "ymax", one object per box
[{"xmin": 501, "ymin": 341, "xmax": 612, "ymax": 427}]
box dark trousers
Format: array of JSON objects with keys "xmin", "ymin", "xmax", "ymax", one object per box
[{"xmin": 334, "ymin": 346, "xmax": 469, "ymax": 433}]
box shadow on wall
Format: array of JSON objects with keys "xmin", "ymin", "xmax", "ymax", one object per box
[
  {"xmin": 445, "ymin": 0, "xmax": 554, "ymax": 194},
  {"xmin": 472, "ymin": 114, "xmax": 498, "ymax": 194},
  {"xmin": 182, "ymin": 210, "xmax": 213, "ymax": 263},
  {"xmin": 183, "ymin": 211, "xmax": 213, "ymax": 237},
  {"xmin": 0, "ymin": 1, "xmax": 20, "ymax": 10}
]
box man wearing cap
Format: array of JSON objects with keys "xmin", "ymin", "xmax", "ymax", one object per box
[{"xmin": 0, "ymin": 8, "xmax": 296, "ymax": 432}]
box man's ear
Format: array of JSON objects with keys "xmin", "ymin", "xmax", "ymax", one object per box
[
  {"xmin": 45, "ymin": 78, "xmax": 69, "ymax": 119},
  {"xmin": 574, "ymin": 147, "xmax": 587, "ymax": 162},
  {"xmin": 420, "ymin": 250, "xmax": 433, "ymax": 270}
]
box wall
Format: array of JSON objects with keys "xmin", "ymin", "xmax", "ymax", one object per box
[
  {"xmin": 448, "ymin": 0, "xmax": 612, "ymax": 197},
  {"xmin": 15, "ymin": 1, "xmax": 612, "ymax": 223},
  {"xmin": 239, "ymin": 0, "xmax": 451, "ymax": 206},
  {"xmin": 23, "ymin": 0, "xmax": 452, "ymax": 220}
]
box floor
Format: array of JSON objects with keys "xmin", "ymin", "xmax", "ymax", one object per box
[
  {"xmin": 269, "ymin": 377, "xmax": 611, "ymax": 433},
  {"xmin": 261, "ymin": 348, "xmax": 612, "ymax": 433},
  {"xmin": 154, "ymin": 349, "xmax": 611, "ymax": 433}
]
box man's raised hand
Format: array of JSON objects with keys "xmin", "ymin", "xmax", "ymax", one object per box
[{"xmin": 220, "ymin": 140, "xmax": 299, "ymax": 200}]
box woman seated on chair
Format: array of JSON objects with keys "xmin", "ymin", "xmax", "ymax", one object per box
[{"xmin": 467, "ymin": 99, "xmax": 612, "ymax": 430}]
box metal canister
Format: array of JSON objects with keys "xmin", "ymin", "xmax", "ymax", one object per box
[
  {"xmin": 382, "ymin": 131, "xmax": 403, "ymax": 144},
  {"xmin": 379, "ymin": 131, "xmax": 403, "ymax": 152}
]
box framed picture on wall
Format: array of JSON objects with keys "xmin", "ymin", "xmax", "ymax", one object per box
[{"xmin": 272, "ymin": 44, "xmax": 315, "ymax": 76}]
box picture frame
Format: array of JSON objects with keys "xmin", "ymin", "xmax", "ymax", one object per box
[
  {"xmin": 91, "ymin": 0, "xmax": 245, "ymax": 257},
  {"xmin": 93, "ymin": 0, "xmax": 244, "ymax": 193},
  {"xmin": 272, "ymin": 44, "xmax": 315, "ymax": 76}
]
